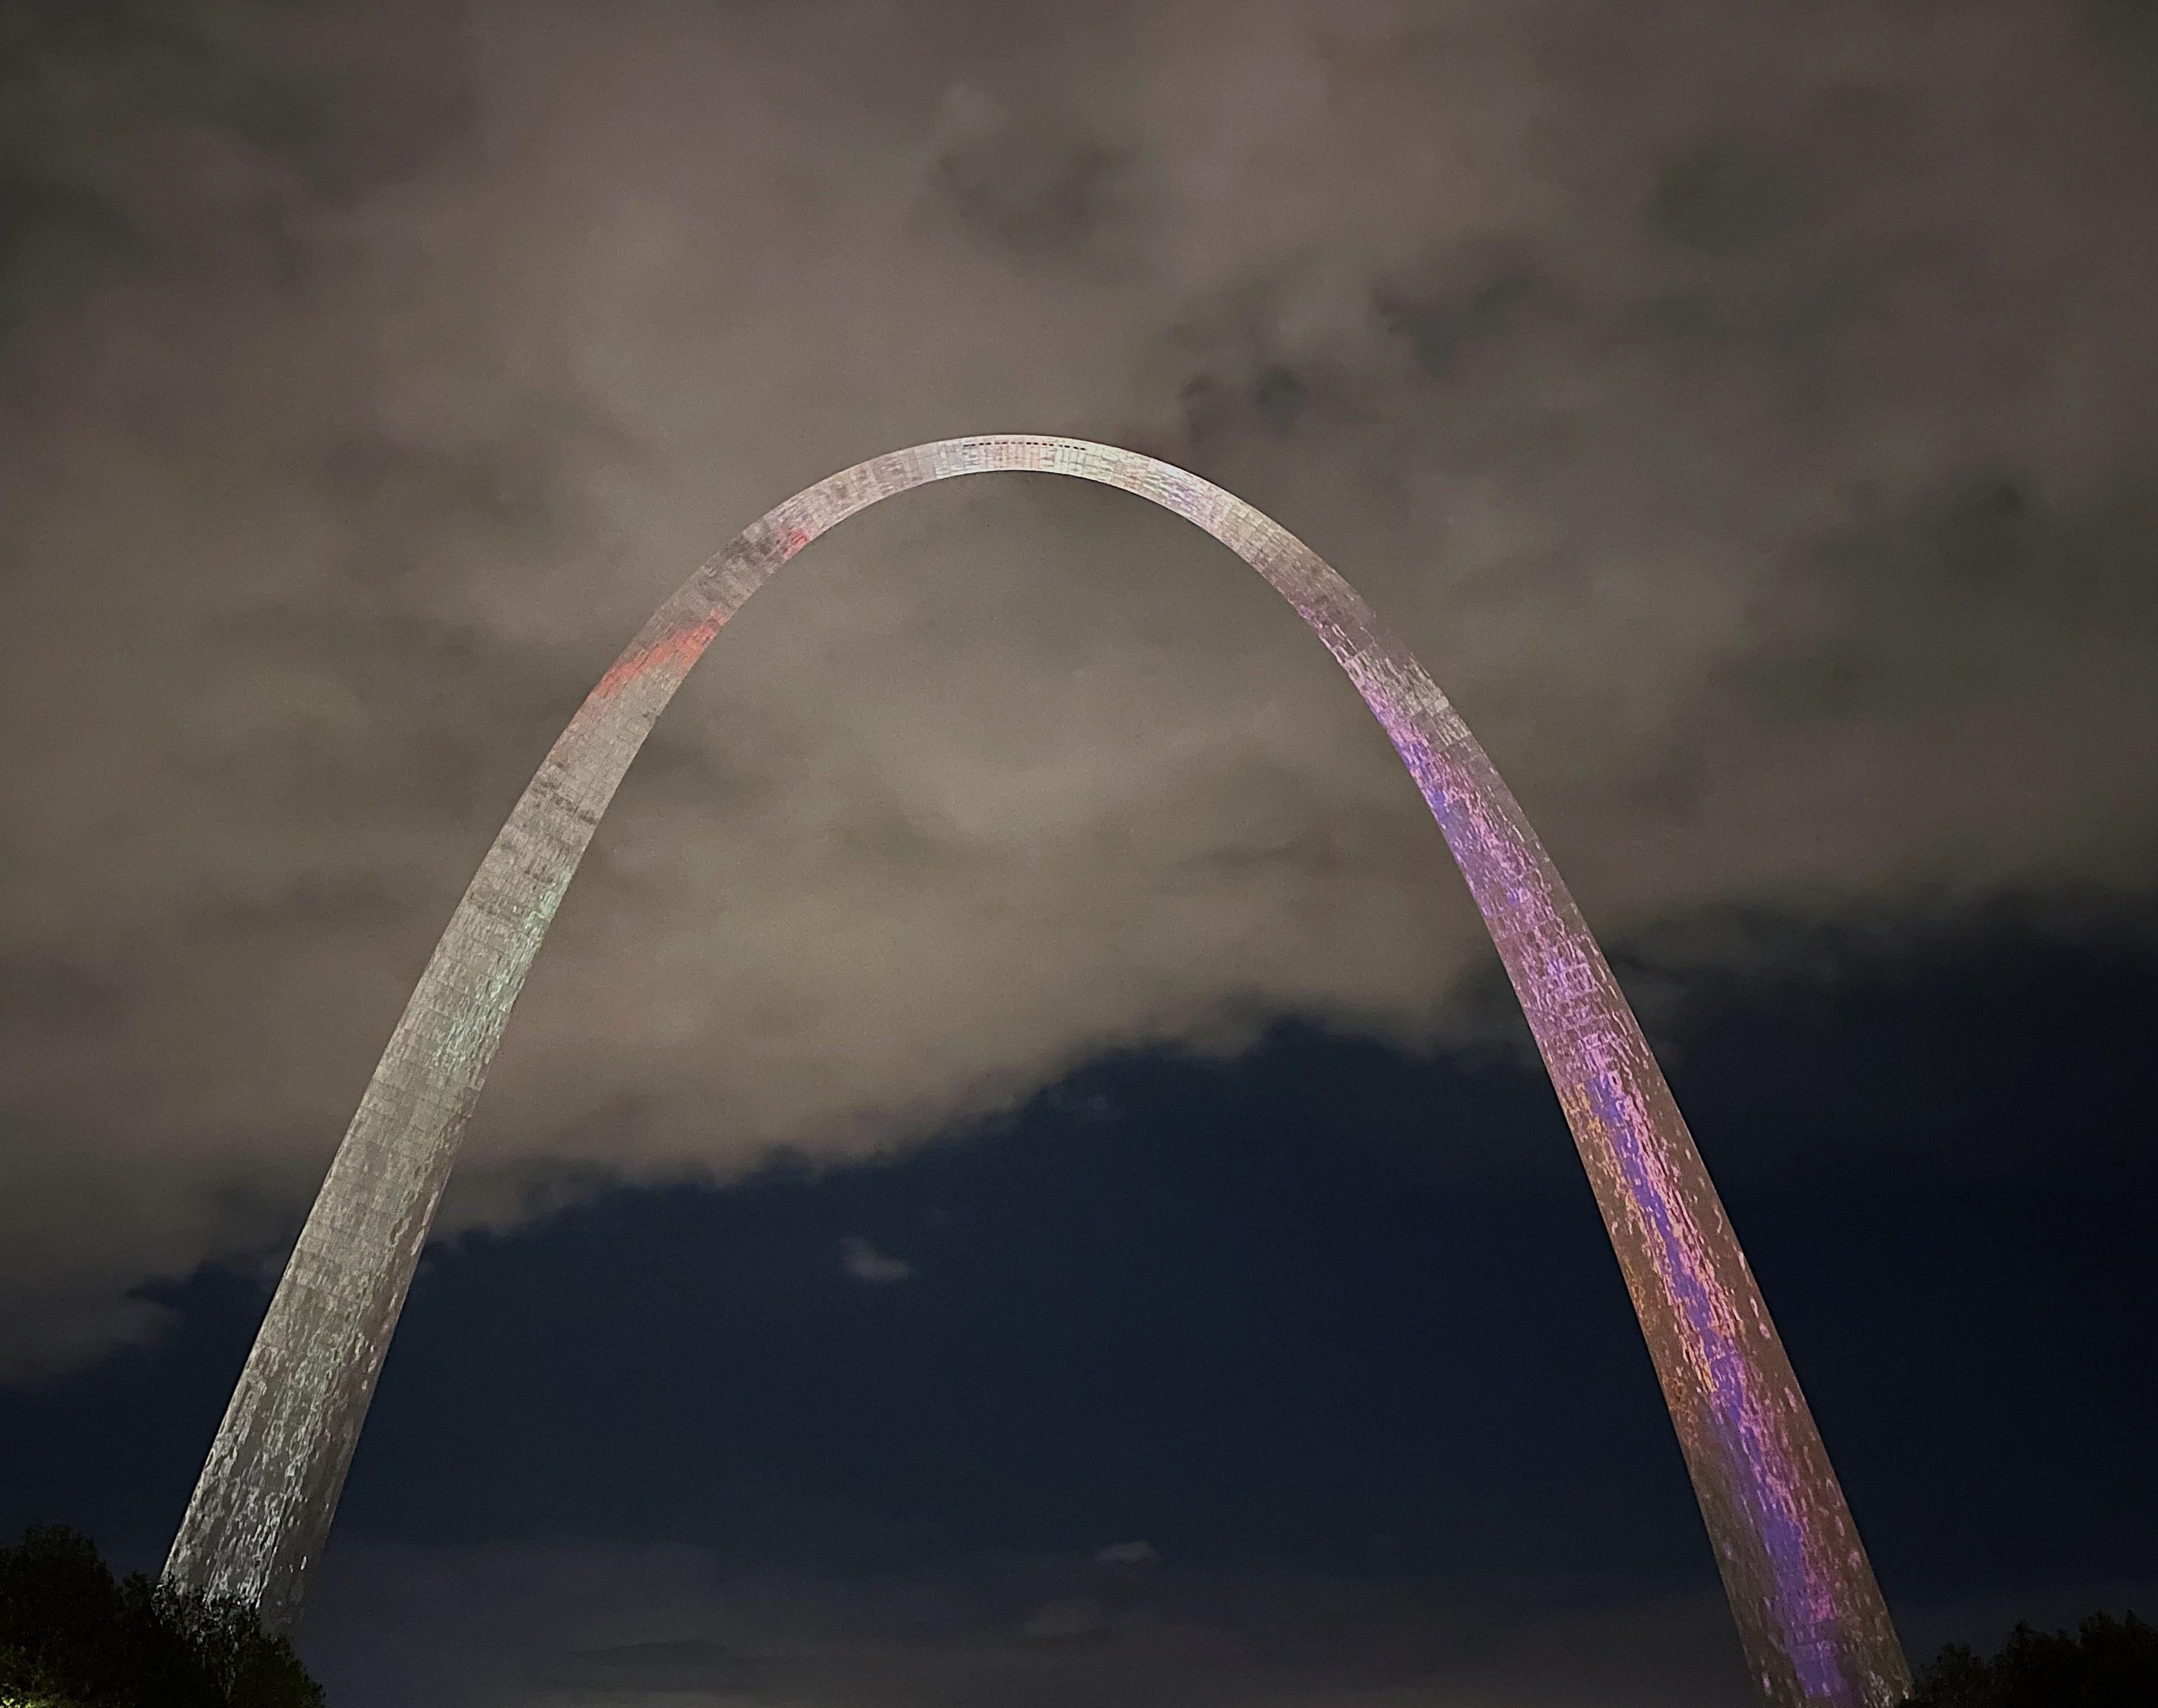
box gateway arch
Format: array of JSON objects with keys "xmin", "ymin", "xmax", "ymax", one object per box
[{"xmin": 165, "ymin": 437, "xmax": 1911, "ymax": 1707}]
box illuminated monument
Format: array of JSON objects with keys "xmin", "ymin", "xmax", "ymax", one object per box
[{"xmin": 165, "ymin": 437, "xmax": 1910, "ymax": 1706}]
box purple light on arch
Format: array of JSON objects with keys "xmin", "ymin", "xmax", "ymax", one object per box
[{"xmin": 163, "ymin": 437, "xmax": 1911, "ymax": 1707}]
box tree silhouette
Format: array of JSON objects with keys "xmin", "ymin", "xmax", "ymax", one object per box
[
  {"xmin": 1907, "ymin": 1612, "xmax": 2158, "ymax": 1707},
  {"xmin": 0, "ymin": 1528, "xmax": 321, "ymax": 1708}
]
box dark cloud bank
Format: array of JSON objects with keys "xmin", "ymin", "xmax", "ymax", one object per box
[{"xmin": 2, "ymin": 0, "xmax": 2155, "ymax": 1700}]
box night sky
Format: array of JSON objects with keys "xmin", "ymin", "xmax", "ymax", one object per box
[{"xmin": 3, "ymin": 2, "xmax": 2156, "ymax": 1704}]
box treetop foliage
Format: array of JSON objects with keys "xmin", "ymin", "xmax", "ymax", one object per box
[
  {"xmin": 1907, "ymin": 1611, "xmax": 2158, "ymax": 1707},
  {"xmin": 0, "ymin": 1527, "xmax": 323, "ymax": 1708}
]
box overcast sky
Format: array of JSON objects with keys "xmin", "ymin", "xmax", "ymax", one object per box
[{"xmin": 2, "ymin": 0, "xmax": 2155, "ymax": 1702}]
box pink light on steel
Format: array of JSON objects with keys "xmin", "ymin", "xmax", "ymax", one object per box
[{"xmin": 164, "ymin": 437, "xmax": 1910, "ymax": 1706}]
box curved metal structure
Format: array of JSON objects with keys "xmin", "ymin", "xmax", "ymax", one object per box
[{"xmin": 166, "ymin": 437, "xmax": 1908, "ymax": 1705}]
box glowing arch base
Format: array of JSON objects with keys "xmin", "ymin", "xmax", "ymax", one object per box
[{"xmin": 165, "ymin": 437, "xmax": 1909, "ymax": 1707}]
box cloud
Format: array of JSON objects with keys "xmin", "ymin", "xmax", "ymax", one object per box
[
  {"xmin": 2, "ymin": 0, "xmax": 2155, "ymax": 1375},
  {"xmin": 1021, "ymin": 1593, "xmax": 1107, "ymax": 1640},
  {"xmin": 296, "ymin": 1539, "xmax": 1766, "ymax": 1707},
  {"xmin": 838, "ymin": 1237, "xmax": 915, "ymax": 1286}
]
